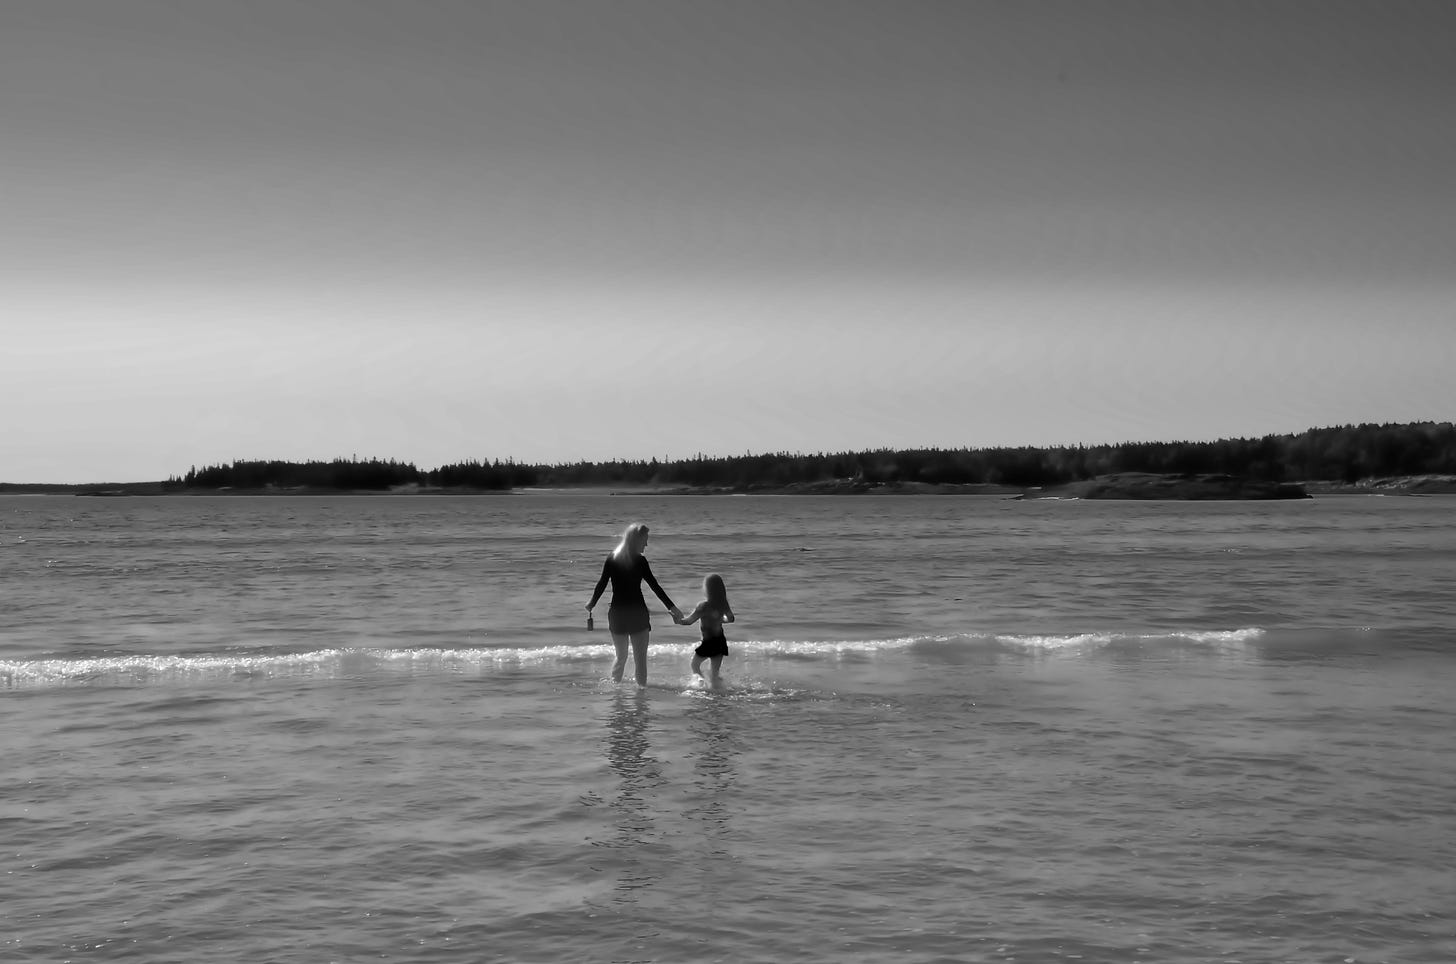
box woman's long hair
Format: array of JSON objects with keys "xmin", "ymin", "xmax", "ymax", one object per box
[
  {"xmin": 612, "ymin": 523, "xmax": 649, "ymax": 561},
  {"xmin": 704, "ymin": 573, "xmax": 730, "ymax": 611}
]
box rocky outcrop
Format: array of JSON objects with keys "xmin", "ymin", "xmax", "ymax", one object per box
[
  {"xmin": 1303, "ymin": 475, "xmax": 1456, "ymax": 495},
  {"xmin": 1020, "ymin": 473, "xmax": 1311, "ymax": 501}
]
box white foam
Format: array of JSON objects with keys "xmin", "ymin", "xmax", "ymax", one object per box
[
  {"xmin": 1168, "ymin": 627, "xmax": 1265, "ymax": 645},
  {"xmin": 739, "ymin": 636, "xmax": 922, "ymax": 657},
  {"xmin": 992, "ymin": 627, "xmax": 1265, "ymax": 653},
  {"xmin": 994, "ymin": 632, "xmax": 1116, "ymax": 652},
  {"xmin": 1, "ymin": 649, "xmax": 352, "ymax": 685},
  {"xmin": 0, "ymin": 628, "xmax": 1271, "ymax": 687}
]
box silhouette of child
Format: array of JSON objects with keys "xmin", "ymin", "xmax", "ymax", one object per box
[{"xmin": 676, "ymin": 573, "xmax": 735, "ymax": 683}]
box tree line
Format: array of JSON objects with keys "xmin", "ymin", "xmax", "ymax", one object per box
[
  {"xmin": 174, "ymin": 457, "xmax": 533, "ymax": 491},
  {"xmin": 168, "ymin": 422, "xmax": 1456, "ymax": 492}
]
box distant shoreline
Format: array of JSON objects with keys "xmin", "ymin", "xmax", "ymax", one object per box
[
  {"xmin": 646, "ymin": 474, "xmax": 1456, "ymax": 498},
  {"xmin": 28, "ymin": 422, "xmax": 1441, "ymax": 498},
  {"xmin": 5, "ymin": 474, "xmax": 1456, "ymax": 499}
]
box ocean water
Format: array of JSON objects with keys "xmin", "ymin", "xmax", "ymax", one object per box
[{"xmin": 2, "ymin": 492, "xmax": 1454, "ymax": 964}]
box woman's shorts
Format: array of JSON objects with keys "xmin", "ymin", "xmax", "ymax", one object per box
[{"xmin": 607, "ymin": 606, "xmax": 652, "ymax": 635}]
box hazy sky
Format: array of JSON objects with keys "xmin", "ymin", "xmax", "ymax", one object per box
[{"xmin": 3, "ymin": 0, "xmax": 1452, "ymax": 482}]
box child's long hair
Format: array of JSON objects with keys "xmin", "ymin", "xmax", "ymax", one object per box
[
  {"xmin": 704, "ymin": 573, "xmax": 730, "ymax": 611},
  {"xmin": 612, "ymin": 523, "xmax": 649, "ymax": 560}
]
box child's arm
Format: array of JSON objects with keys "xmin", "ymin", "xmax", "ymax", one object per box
[
  {"xmin": 678, "ymin": 602, "xmax": 705, "ymax": 626},
  {"xmin": 723, "ymin": 607, "xmax": 735, "ymax": 623}
]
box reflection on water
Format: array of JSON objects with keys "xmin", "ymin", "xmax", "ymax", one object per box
[
  {"xmin": 597, "ymin": 688, "xmax": 669, "ymax": 955},
  {"xmin": 602, "ymin": 690, "xmax": 663, "ymax": 848},
  {"xmin": 593, "ymin": 690, "xmax": 749, "ymax": 925},
  {"xmin": 683, "ymin": 697, "xmax": 740, "ymax": 852},
  {"xmin": 587, "ymin": 689, "xmax": 759, "ymax": 958}
]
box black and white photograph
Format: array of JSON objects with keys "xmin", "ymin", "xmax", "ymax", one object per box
[{"xmin": 4, "ymin": 2, "xmax": 1454, "ymax": 962}]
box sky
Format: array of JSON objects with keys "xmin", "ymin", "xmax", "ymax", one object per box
[{"xmin": 2, "ymin": 0, "xmax": 1453, "ymax": 482}]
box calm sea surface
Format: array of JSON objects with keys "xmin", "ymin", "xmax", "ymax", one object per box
[{"xmin": 3, "ymin": 493, "xmax": 1454, "ymax": 963}]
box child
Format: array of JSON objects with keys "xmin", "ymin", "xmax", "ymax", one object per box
[{"xmin": 676, "ymin": 573, "xmax": 735, "ymax": 682}]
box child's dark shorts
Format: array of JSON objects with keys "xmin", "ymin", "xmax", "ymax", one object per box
[{"xmin": 694, "ymin": 632, "xmax": 728, "ymax": 659}]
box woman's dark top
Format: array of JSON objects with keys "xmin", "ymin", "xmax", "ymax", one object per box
[{"xmin": 588, "ymin": 553, "xmax": 676, "ymax": 614}]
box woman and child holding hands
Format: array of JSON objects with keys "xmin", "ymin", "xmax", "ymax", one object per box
[{"xmin": 585, "ymin": 522, "xmax": 734, "ymax": 686}]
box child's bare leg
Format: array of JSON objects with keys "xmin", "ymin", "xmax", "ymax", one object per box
[
  {"xmin": 709, "ymin": 656, "xmax": 724, "ymax": 682},
  {"xmin": 690, "ymin": 655, "xmax": 704, "ymax": 677},
  {"xmin": 610, "ymin": 634, "xmax": 629, "ymax": 682}
]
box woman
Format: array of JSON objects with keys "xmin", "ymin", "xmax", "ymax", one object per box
[{"xmin": 586, "ymin": 523, "xmax": 681, "ymax": 686}]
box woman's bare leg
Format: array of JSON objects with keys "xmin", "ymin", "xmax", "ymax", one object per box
[
  {"xmin": 610, "ymin": 633, "xmax": 630, "ymax": 682},
  {"xmin": 629, "ymin": 631, "xmax": 650, "ymax": 686}
]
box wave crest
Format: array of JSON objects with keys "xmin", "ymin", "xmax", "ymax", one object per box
[{"xmin": 1, "ymin": 629, "xmax": 1271, "ymax": 687}]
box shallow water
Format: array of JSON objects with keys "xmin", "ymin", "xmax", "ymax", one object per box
[{"xmin": 3, "ymin": 493, "xmax": 1454, "ymax": 962}]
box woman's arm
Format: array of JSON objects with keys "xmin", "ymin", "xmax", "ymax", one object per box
[
  {"xmin": 639, "ymin": 557, "xmax": 676, "ymax": 611},
  {"xmin": 586, "ymin": 556, "xmax": 612, "ymax": 610}
]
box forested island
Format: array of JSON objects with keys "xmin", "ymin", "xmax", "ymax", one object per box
[{"xmin": 6, "ymin": 421, "xmax": 1454, "ymax": 500}]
